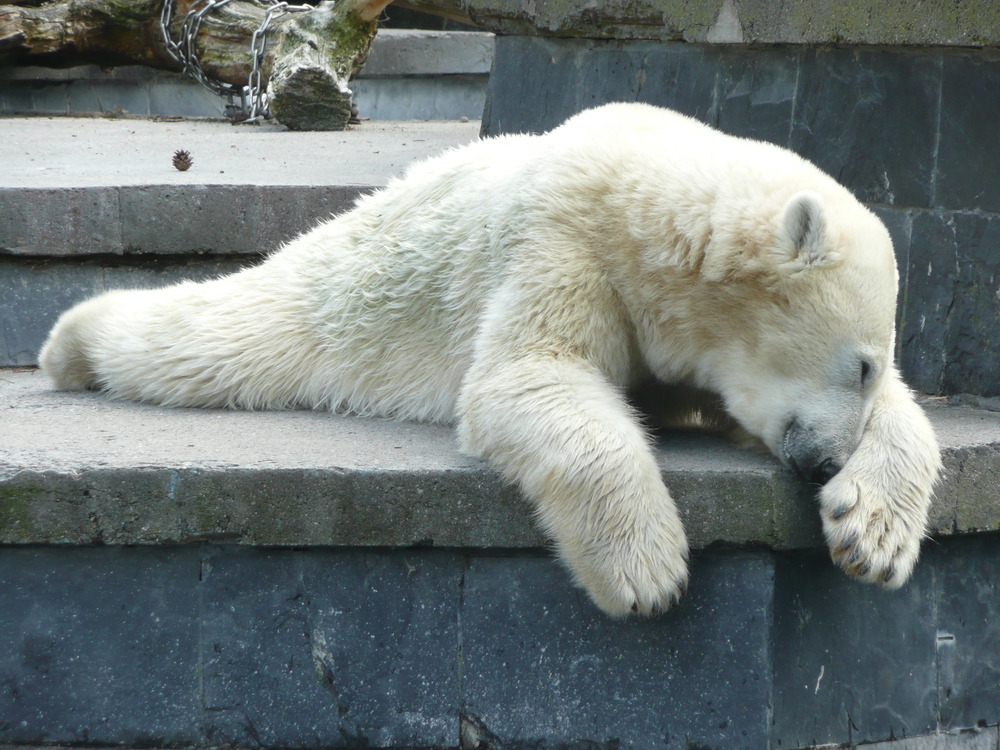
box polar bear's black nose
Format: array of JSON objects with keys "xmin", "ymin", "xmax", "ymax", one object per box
[
  {"xmin": 811, "ymin": 458, "xmax": 842, "ymax": 485},
  {"xmin": 784, "ymin": 420, "xmax": 844, "ymax": 485}
]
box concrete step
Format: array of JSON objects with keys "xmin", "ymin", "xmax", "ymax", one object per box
[
  {"xmin": 3, "ymin": 369, "xmax": 1000, "ymax": 549},
  {"xmin": 0, "ymin": 116, "xmax": 481, "ymax": 366},
  {"xmin": 3, "ymin": 370, "xmax": 1000, "ymax": 748}
]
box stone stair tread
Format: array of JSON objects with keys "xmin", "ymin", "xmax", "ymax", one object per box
[
  {"xmin": 3, "ymin": 369, "xmax": 999, "ymax": 550},
  {"xmin": 0, "ymin": 117, "xmax": 481, "ymax": 191}
]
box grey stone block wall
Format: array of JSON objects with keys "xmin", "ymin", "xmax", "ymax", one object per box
[
  {"xmin": 351, "ymin": 76, "xmax": 487, "ymax": 121},
  {"xmin": 461, "ymin": 553, "xmax": 773, "ymax": 749},
  {"xmin": 0, "ymin": 66, "xmax": 226, "ymax": 118},
  {"xmin": 482, "ymin": 38, "xmax": 1000, "ymax": 398},
  {"xmin": 2, "ymin": 539, "xmax": 999, "ymax": 748},
  {"xmin": 1, "ymin": 255, "xmax": 259, "ymax": 366},
  {"xmin": 0, "ymin": 547, "xmax": 204, "ymax": 745},
  {"xmin": 0, "ymin": 184, "xmax": 366, "ymax": 366}
]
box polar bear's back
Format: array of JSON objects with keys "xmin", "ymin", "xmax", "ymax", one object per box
[
  {"xmin": 41, "ymin": 102, "xmax": 882, "ymax": 423},
  {"xmin": 40, "ymin": 131, "xmax": 548, "ymax": 420},
  {"xmin": 262, "ymin": 132, "xmax": 547, "ymax": 420}
]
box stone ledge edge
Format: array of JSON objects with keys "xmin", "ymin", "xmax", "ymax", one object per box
[{"xmin": 1, "ymin": 440, "xmax": 996, "ymax": 550}]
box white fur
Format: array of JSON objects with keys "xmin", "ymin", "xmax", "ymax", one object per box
[{"xmin": 40, "ymin": 103, "xmax": 941, "ymax": 616}]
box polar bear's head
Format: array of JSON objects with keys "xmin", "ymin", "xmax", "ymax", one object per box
[{"xmin": 708, "ymin": 191, "xmax": 898, "ymax": 485}]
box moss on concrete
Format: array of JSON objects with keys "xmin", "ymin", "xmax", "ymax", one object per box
[
  {"xmin": 467, "ymin": 0, "xmax": 1000, "ymax": 45},
  {"xmin": 0, "ymin": 484, "xmax": 40, "ymax": 543}
]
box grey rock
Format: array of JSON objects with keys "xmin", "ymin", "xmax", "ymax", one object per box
[
  {"xmin": 770, "ymin": 548, "xmax": 938, "ymax": 748},
  {"xmin": 200, "ymin": 549, "xmax": 462, "ymax": 748},
  {"xmin": 0, "ymin": 547, "xmax": 202, "ymax": 745},
  {"xmin": 463, "ymin": 0, "xmax": 1000, "ymax": 46},
  {"xmin": 937, "ymin": 54, "xmax": 1000, "ymax": 214},
  {"xmin": 460, "ymin": 552, "xmax": 774, "ymax": 749},
  {"xmin": 4, "ymin": 372, "xmax": 1000, "ymax": 549}
]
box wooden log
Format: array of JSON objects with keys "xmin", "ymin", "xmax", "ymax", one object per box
[
  {"xmin": 0, "ymin": 0, "xmax": 393, "ymax": 129},
  {"xmin": 268, "ymin": 0, "xmax": 392, "ymax": 130}
]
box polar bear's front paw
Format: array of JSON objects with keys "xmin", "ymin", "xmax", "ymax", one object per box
[
  {"xmin": 568, "ymin": 531, "xmax": 690, "ymax": 617},
  {"xmin": 819, "ymin": 468, "xmax": 929, "ymax": 589}
]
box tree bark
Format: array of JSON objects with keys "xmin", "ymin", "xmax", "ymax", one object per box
[{"xmin": 0, "ymin": 0, "xmax": 394, "ymax": 129}]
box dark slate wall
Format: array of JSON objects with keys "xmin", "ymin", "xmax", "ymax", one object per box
[
  {"xmin": 0, "ymin": 255, "xmax": 258, "ymax": 367},
  {"xmin": 482, "ymin": 38, "xmax": 1000, "ymax": 398},
  {"xmin": 1, "ymin": 539, "xmax": 999, "ymax": 749}
]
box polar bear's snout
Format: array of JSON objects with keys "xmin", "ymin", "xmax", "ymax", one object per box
[{"xmin": 782, "ymin": 418, "xmax": 847, "ymax": 486}]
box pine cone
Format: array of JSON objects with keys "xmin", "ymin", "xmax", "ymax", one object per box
[{"xmin": 172, "ymin": 150, "xmax": 193, "ymax": 171}]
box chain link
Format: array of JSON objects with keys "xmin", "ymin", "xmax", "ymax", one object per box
[
  {"xmin": 246, "ymin": 2, "xmax": 313, "ymax": 121},
  {"xmin": 160, "ymin": 0, "xmax": 312, "ymax": 122}
]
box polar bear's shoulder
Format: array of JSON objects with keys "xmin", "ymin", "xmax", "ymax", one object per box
[{"xmin": 551, "ymin": 102, "xmax": 813, "ymax": 177}]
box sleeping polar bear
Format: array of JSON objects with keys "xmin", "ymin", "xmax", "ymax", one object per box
[{"xmin": 40, "ymin": 103, "xmax": 941, "ymax": 616}]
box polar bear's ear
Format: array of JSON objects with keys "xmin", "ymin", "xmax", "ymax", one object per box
[{"xmin": 773, "ymin": 191, "xmax": 840, "ymax": 274}]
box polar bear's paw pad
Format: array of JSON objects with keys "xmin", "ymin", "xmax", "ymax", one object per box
[{"xmin": 819, "ymin": 474, "xmax": 926, "ymax": 589}]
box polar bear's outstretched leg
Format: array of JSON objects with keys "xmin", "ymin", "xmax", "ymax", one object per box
[
  {"xmin": 40, "ymin": 262, "xmax": 327, "ymax": 410},
  {"xmin": 819, "ymin": 369, "xmax": 942, "ymax": 587},
  {"xmin": 458, "ymin": 356, "xmax": 689, "ymax": 617},
  {"xmin": 39, "ymin": 290, "xmax": 126, "ymax": 391}
]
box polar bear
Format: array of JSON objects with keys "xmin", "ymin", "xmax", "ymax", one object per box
[{"xmin": 40, "ymin": 103, "xmax": 941, "ymax": 616}]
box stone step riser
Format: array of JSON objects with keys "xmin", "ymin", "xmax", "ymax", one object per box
[{"xmin": 2, "ymin": 540, "xmax": 999, "ymax": 749}]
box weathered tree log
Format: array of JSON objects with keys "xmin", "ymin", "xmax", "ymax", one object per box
[{"xmin": 0, "ymin": 0, "xmax": 394, "ymax": 129}]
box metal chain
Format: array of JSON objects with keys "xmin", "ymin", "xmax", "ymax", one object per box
[
  {"xmin": 160, "ymin": 0, "xmax": 311, "ymax": 122},
  {"xmin": 245, "ymin": 1, "xmax": 312, "ymax": 121}
]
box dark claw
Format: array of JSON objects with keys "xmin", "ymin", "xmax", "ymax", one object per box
[
  {"xmin": 858, "ymin": 563, "xmax": 871, "ymax": 577},
  {"xmin": 882, "ymin": 565, "xmax": 895, "ymax": 584},
  {"xmin": 847, "ymin": 548, "xmax": 862, "ymax": 565},
  {"xmin": 631, "ymin": 602, "xmax": 639, "ymax": 613},
  {"xmin": 840, "ymin": 534, "xmax": 857, "ymax": 551}
]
